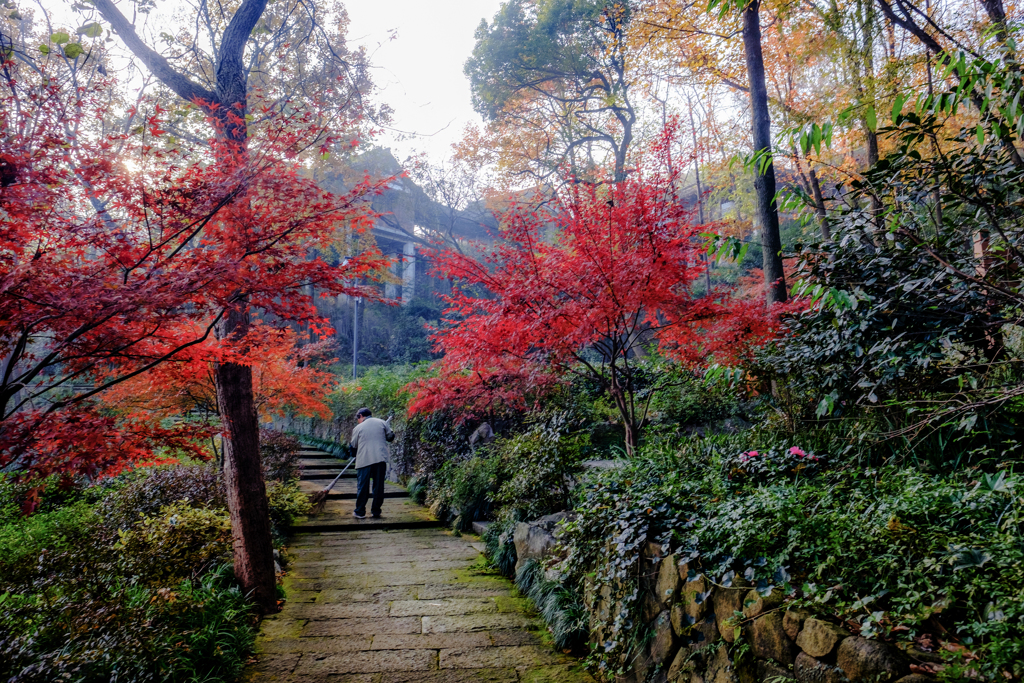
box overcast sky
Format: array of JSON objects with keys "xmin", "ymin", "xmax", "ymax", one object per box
[{"xmin": 344, "ymin": 0, "xmax": 504, "ymax": 165}]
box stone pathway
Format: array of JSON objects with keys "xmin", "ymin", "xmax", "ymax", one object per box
[{"xmin": 245, "ymin": 451, "xmax": 594, "ymax": 683}]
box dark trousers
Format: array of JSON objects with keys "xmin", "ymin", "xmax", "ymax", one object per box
[{"xmin": 355, "ymin": 461, "xmax": 386, "ymax": 517}]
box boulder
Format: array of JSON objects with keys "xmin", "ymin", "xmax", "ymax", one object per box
[
  {"xmin": 836, "ymin": 637, "xmax": 909, "ymax": 682},
  {"xmin": 712, "ymin": 587, "xmax": 747, "ymax": 642},
  {"xmin": 672, "ymin": 607, "xmax": 720, "ymax": 649},
  {"xmin": 657, "ymin": 554, "xmax": 682, "ymax": 604},
  {"xmin": 784, "ymin": 607, "xmax": 813, "ymax": 640},
  {"xmin": 680, "ymin": 571, "xmax": 712, "ymax": 621},
  {"xmin": 794, "ymin": 651, "xmax": 850, "ymax": 683},
  {"xmin": 703, "ymin": 644, "xmax": 735, "ymax": 683},
  {"xmin": 667, "ymin": 647, "xmax": 695, "ymax": 682},
  {"xmin": 651, "ymin": 610, "xmax": 679, "ymax": 665},
  {"xmin": 742, "ymin": 586, "xmax": 784, "ymax": 619},
  {"xmin": 759, "ymin": 661, "xmax": 797, "ymax": 681},
  {"xmin": 671, "ymin": 603, "xmax": 693, "ymax": 636},
  {"xmin": 512, "ymin": 511, "xmax": 571, "ymax": 574},
  {"xmin": 748, "ymin": 611, "xmax": 795, "ymax": 664},
  {"xmin": 796, "ymin": 618, "xmax": 850, "ymax": 659}
]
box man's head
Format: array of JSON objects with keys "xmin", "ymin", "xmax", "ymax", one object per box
[{"xmin": 356, "ymin": 407, "xmax": 372, "ymax": 423}]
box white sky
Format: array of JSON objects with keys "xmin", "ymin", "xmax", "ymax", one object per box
[
  {"xmin": 39, "ymin": 0, "xmax": 503, "ymax": 166},
  {"xmin": 344, "ymin": 0, "xmax": 504, "ymax": 165}
]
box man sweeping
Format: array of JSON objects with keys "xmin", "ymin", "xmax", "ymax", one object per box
[{"xmin": 349, "ymin": 407, "xmax": 394, "ymax": 519}]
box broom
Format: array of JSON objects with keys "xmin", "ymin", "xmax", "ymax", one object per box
[{"xmin": 309, "ymin": 454, "xmax": 355, "ymax": 515}]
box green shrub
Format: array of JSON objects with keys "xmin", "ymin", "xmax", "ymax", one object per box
[
  {"xmin": 266, "ymin": 479, "xmax": 311, "ymax": 535},
  {"xmin": 115, "ymin": 502, "xmax": 232, "ymax": 585},
  {"xmin": 492, "ymin": 421, "xmax": 589, "ymax": 524},
  {"xmin": 260, "ymin": 428, "xmax": 302, "ymax": 481},
  {"xmin": 0, "ymin": 501, "xmax": 115, "ymax": 593},
  {"xmin": 515, "ymin": 559, "xmax": 587, "ymax": 652},
  {"xmin": 0, "ymin": 564, "xmax": 257, "ymax": 683},
  {"xmin": 428, "ymin": 453, "xmax": 502, "ymax": 531},
  {"xmin": 102, "ymin": 463, "xmax": 225, "ymax": 531}
]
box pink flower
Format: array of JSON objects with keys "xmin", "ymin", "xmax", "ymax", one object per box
[
  {"xmin": 789, "ymin": 447, "xmax": 806, "ymax": 457},
  {"xmin": 746, "ymin": 451, "xmax": 758, "ymax": 457}
]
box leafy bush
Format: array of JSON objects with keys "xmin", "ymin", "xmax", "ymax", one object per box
[
  {"xmin": 0, "ymin": 564, "xmax": 256, "ymax": 683},
  {"xmin": 399, "ymin": 407, "xmax": 475, "ymax": 479},
  {"xmin": 0, "ymin": 500, "xmax": 116, "ymax": 593},
  {"xmin": 102, "ymin": 463, "xmax": 226, "ymax": 531},
  {"xmin": 722, "ymin": 444, "xmax": 826, "ymax": 485},
  {"xmin": 492, "ymin": 420, "xmax": 589, "ymax": 524},
  {"xmin": 0, "ymin": 461, "xmax": 290, "ymax": 681},
  {"xmin": 266, "ymin": 479, "xmax": 311, "ymax": 535},
  {"xmin": 260, "ymin": 428, "xmax": 302, "ymax": 481},
  {"xmin": 115, "ymin": 501, "xmax": 232, "ymax": 585},
  {"xmin": 427, "ymin": 453, "xmax": 502, "ymax": 531}
]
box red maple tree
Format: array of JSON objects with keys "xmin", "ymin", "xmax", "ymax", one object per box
[
  {"xmin": 101, "ymin": 325, "xmax": 337, "ymax": 424},
  {"xmin": 407, "ymin": 128, "xmax": 803, "ymax": 452},
  {"xmin": 407, "ymin": 130, "xmax": 720, "ymax": 452},
  {"xmin": 0, "ymin": 50, "xmax": 387, "ymax": 508}
]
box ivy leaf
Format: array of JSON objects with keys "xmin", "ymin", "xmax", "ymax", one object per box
[
  {"xmin": 51, "ymin": 31, "xmax": 70, "ymax": 44},
  {"xmin": 953, "ymin": 548, "xmax": 991, "ymax": 571},
  {"xmin": 63, "ymin": 43, "xmax": 84, "ymax": 59},
  {"xmin": 39, "ymin": 44, "xmax": 50, "ymax": 55}
]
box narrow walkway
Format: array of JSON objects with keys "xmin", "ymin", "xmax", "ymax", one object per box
[{"xmin": 246, "ymin": 450, "xmax": 594, "ymax": 683}]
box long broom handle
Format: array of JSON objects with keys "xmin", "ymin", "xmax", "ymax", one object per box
[{"xmin": 319, "ymin": 455, "xmax": 355, "ymax": 494}]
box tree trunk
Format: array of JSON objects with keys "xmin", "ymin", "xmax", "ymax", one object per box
[
  {"xmin": 742, "ymin": 0, "xmax": 787, "ymax": 305},
  {"xmin": 808, "ymin": 167, "xmax": 829, "ymax": 240},
  {"xmin": 216, "ymin": 305, "xmax": 276, "ymax": 612},
  {"xmin": 94, "ymin": 0, "xmax": 278, "ymax": 615}
]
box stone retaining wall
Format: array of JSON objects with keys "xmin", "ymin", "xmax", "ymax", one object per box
[
  {"xmin": 595, "ymin": 542, "xmax": 937, "ymax": 683},
  {"xmin": 510, "ymin": 518, "xmax": 942, "ymax": 683}
]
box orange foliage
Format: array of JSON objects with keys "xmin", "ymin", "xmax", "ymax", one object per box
[{"xmin": 101, "ymin": 325, "xmax": 335, "ymax": 423}]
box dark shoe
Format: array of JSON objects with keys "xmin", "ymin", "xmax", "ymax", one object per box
[
  {"xmin": 353, "ymin": 511, "xmax": 366, "ymax": 519},
  {"xmin": 371, "ymin": 513, "xmax": 382, "ymax": 518}
]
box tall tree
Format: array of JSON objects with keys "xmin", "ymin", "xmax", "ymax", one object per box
[
  {"xmin": 739, "ymin": 0, "xmax": 787, "ymax": 304},
  {"xmin": 85, "ymin": 0, "xmax": 379, "ymax": 612},
  {"xmin": 409, "ymin": 131, "xmax": 723, "ymax": 453},
  {"xmin": 466, "ymin": 0, "xmax": 638, "ymax": 183}
]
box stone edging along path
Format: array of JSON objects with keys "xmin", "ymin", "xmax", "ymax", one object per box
[{"xmin": 244, "ymin": 451, "xmax": 595, "ymax": 683}]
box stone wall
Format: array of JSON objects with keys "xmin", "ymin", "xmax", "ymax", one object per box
[{"xmin": 597, "ymin": 542, "xmax": 937, "ymax": 683}]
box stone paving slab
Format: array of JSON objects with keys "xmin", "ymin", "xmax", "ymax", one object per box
[
  {"xmin": 246, "ymin": 527, "xmax": 594, "ymax": 683},
  {"xmin": 298, "ymin": 479, "xmax": 408, "ymax": 499},
  {"xmin": 292, "ymin": 498, "xmax": 442, "ymax": 533}
]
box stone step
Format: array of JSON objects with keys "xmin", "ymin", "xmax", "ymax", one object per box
[
  {"xmin": 292, "ymin": 498, "xmax": 443, "ymax": 533},
  {"xmin": 299, "ymin": 479, "xmax": 408, "ymax": 500},
  {"xmin": 300, "ymin": 470, "xmax": 357, "ymax": 480},
  {"xmin": 299, "ymin": 458, "xmax": 347, "ymax": 468}
]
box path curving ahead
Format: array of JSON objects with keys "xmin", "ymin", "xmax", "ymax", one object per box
[{"xmin": 245, "ymin": 451, "xmax": 594, "ymax": 683}]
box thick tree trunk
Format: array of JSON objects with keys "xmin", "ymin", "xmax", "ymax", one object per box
[
  {"xmin": 94, "ymin": 0, "xmax": 278, "ymax": 615},
  {"xmin": 742, "ymin": 0, "xmax": 787, "ymax": 305},
  {"xmin": 216, "ymin": 305, "xmax": 276, "ymax": 612}
]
